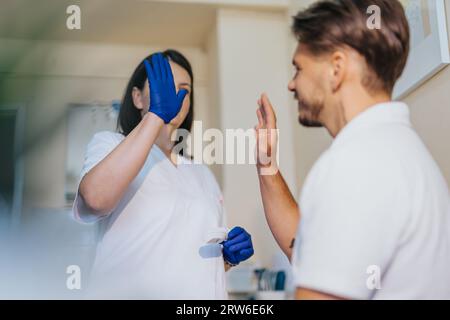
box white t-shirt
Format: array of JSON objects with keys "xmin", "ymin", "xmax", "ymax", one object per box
[
  {"xmin": 72, "ymin": 131, "xmax": 228, "ymax": 299},
  {"xmin": 292, "ymin": 102, "xmax": 450, "ymax": 300}
]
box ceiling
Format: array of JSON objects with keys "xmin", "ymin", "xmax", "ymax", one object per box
[{"xmin": 0, "ymin": 0, "xmax": 218, "ymax": 47}]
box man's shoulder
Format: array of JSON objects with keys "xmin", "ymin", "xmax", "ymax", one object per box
[
  {"xmin": 329, "ymin": 124, "xmax": 424, "ymax": 172},
  {"xmin": 302, "ymin": 128, "xmax": 414, "ymax": 197},
  {"xmin": 308, "ymin": 141, "xmax": 393, "ymax": 181}
]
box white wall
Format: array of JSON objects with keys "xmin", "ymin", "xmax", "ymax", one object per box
[
  {"xmin": 205, "ymin": 19, "xmax": 224, "ymax": 184},
  {"xmin": 215, "ymin": 8, "xmax": 297, "ymax": 267},
  {"xmin": 403, "ymin": 2, "xmax": 450, "ymax": 185}
]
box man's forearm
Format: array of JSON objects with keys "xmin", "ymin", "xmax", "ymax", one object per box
[{"xmin": 258, "ymin": 171, "xmax": 300, "ymax": 260}]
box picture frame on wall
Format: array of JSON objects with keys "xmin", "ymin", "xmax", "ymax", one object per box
[{"xmin": 394, "ymin": 0, "xmax": 450, "ymax": 99}]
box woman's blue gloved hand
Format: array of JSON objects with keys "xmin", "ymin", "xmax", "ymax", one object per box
[
  {"xmin": 222, "ymin": 227, "xmax": 254, "ymax": 266},
  {"xmin": 144, "ymin": 53, "xmax": 188, "ymax": 124}
]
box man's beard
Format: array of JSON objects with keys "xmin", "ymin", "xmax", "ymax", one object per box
[{"xmin": 298, "ymin": 97, "xmax": 324, "ymax": 128}]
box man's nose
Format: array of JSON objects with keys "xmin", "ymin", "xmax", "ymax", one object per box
[{"xmin": 288, "ymin": 79, "xmax": 295, "ymax": 92}]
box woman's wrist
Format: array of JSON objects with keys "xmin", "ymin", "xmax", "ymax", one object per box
[{"xmin": 143, "ymin": 111, "xmax": 164, "ymax": 127}]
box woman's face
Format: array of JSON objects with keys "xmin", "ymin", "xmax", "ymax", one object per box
[{"xmin": 136, "ymin": 60, "xmax": 192, "ymax": 127}]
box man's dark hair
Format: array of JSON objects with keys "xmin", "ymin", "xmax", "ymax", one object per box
[{"xmin": 292, "ymin": 0, "xmax": 410, "ymax": 94}]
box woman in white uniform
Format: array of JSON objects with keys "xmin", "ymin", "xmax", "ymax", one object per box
[{"xmin": 73, "ymin": 50, "xmax": 254, "ymax": 299}]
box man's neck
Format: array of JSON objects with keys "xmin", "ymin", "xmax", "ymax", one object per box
[{"xmin": 325, "ymin": 89, "xmax": 391, "ymax": 138}]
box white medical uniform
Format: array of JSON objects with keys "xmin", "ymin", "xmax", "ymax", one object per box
[
  {"xmin": 292, "ymin": 102, "xmax": 450, "ymax": 299},
  {"xmin": 73, "ymin": 131, "xmax": 228, "ymax": 299}
]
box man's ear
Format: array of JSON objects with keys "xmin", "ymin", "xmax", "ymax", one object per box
[
  {"xmin": 132, "ymin": 87, "xmax": 145, "ymax": 110},
  {"xmin": 329, "ymin": 50, "xmax": 347, "ymax": 93}
]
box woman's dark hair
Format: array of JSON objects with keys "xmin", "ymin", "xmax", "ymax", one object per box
[{"xmin": 117, "ymin": 49, "xmax": 194, "ymax": 154}]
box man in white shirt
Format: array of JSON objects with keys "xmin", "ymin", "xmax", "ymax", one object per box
[{"xmin": 254, "ymin": 0, "xmax": 450, "ymax": 299}]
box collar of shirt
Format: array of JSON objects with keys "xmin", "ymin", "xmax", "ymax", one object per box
[{"xmin": 330, "ymin": 101, "xmax": 412, "ymax": 150}]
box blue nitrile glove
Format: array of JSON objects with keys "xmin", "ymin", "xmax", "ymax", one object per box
[
  {"xmin": 144, "ymin": 53, "xmax": 188, "ymax": 124},
  {"xmin": 222, "ymin": 227, "xmax": 254, "ymax": 266}
]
